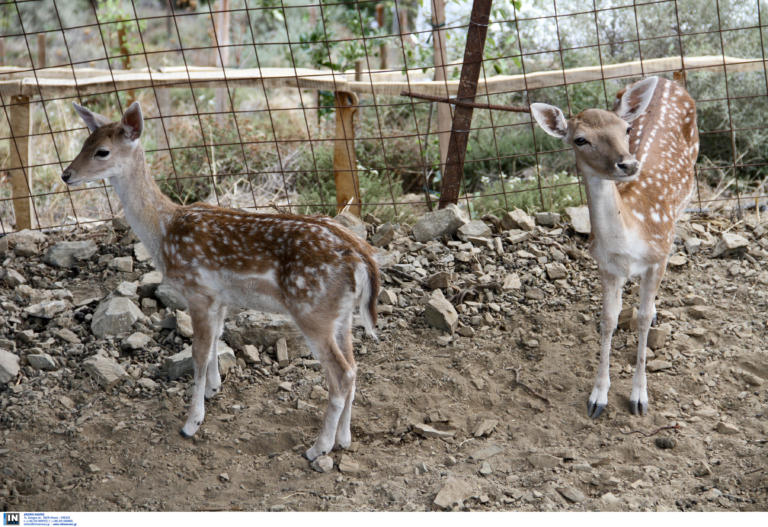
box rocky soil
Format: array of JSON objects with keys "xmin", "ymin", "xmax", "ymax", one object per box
[{"xmin": 1, "ymin": 207, "xmax": 767, "ymax": 511}]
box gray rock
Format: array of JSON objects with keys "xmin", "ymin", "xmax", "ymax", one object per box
[
  {"xmin": 565, "ymin": 206, "xmax": 591, "ymax": 234},
  {"xmin": 223, "ymin": 312, "xmax": 308, "ymax": 359},
  {"xmin": 27, "ymin": 353, "xmax": 57, "ymax": 371},
  {"xmin": 0, "ymin": 236, "xmax": 7, "ymax": 256},
  {"xmin": 378, "ymin": 288, "xmax": 397, "ymax": 305},
  {"xmin": 311, "ymin": 455, "xmax": 334, "ymax": 473},
  {"xmin": 121, "ymin": 332, "xmax": 152, "ymax": 352},
  {"xmin": 43, "ymin": 240, "xmax": 97, "ymax": 268},
  {"xmin": 426, "ymin": 271, "xmax": 453, "ymax": 290},
  {"xmin": 413, "ymin": 423, "xmax": 456, "ymax": 439},
  {"xmin": 333, "ymin": 212, "xmax": 367, "ymax": 240},
  {"xmin": 647, "ymin": 360, "xmax": 673, "ymax": 372},
  {"xmin": 91, "ymin": 297, "xmax": 145, "ymax": 337},
  {"xmin": 338, "ymin": 454, "xmax": 362, "ymax": 474},
  {"xmin": 478, "ymin": 461, "xmax": 492, "ymax": 476},
  {"xmin": 162, "ymin": 341, "xmax": 236, "ymax": 380},
  {"xmin": 545, "ymin": 262, "xmax": 567, "ymax": 280},
  {"xmin": 3, "ymin": 268, "xmax": 26, "ymax": 287},
  {"xmin": 9, "ymin": 229, "xmax": 46, "ymax": 247},
  {"xmin": 138, "ymin": 377, "xmax": 159, "ymax": 390},
  {"xmin": 715, "ymin": 422, "xmax": 739, "ymax": 435},
  {"xmin": 473, "ymin": 419, "xmax": 498, "ymax": 437},
  {"xmin": 469, "ymin": 444, "xmax": 504, "ymax": 461},
  {"xmin": 54, "ymin": 328, "xmax": 81, "ymax": 345},
  {"xmin": 502, "ymin": 273, "xmax": 522, "ymax": 290},
  {"xmin": 371, "ymin": 222, "xmax": 397, "ymax": 247},
  {"xmin": 83, "ymin": 354, "xmax": 129, "ymax": 388},
  {"xmin": 647, "ymin": 323, "xmax": 671, "ymax": 350},
  {"xmin": 139, "ymin": 271, "xmax": 163, "ymax": 296},
  {"xmin": 712, "ymin": 233, "xmax": 748, "ymax": 257},
  {"xmin": 275, "ymin": 337, "xmax": 289, "ymax": 366},
  {"xmin": 112, "ymin": 217, "xmax": 131, "ymax": 232},
  {"xmin": 133, "ymin": 242, "xmax": 151, "ymax": 262},
  {"xmin": 668, "ymin": 253, "xmax": 687, "ymax": 267},
  {"xmin": 155, "ymin": 284, "xmax": 188, "ymax": 311},
  {"xmin": 109, "ymin": 256, "xmax": 134, "ymax": 273},
  {"xmin": 618, "ymin": 306, "xmax": 638, "ymax": 330},
  {"xmin": 535, "ymin": 211, "xmax": 561, "ymax": 227},
  {"xmin": 412, "ymin": 204, "xmax": 468, "ymax": 242},
  {"xmin": 175, "ymin": 310, "xmax": 194, "ymax": 338},
  {"xmin": 557, "ymin": 486, "xmax": 586, "ymax": 503},
  {"xmin": 241, "ymin": 344, "xmax": 260, "ymax": 364},
  {"xmin": 528, "ymin": 453, "xmax": 560, "ymax": 469},
  {"xmin": 115, "ymin": 281, "xmax": 138, "ymax": 297},
  {"xmin": 424, "ymin": 291, "xmax": 458, "ymax": 333},
  {"xmin": 501, "ymin": 209, "xmax": 535, "ymax": 231},
  {"xmin": 24, "ymin": 300, "xmax": 70, "ymax": 319},
  {"xmin": 457, "ymin": 220, "xmax": 492, "ymax": 241},
  {"xmin": 434, "ymin": 477, "xmax": 474, "ymax": 510},
  {"xmin": 685, "ymin": 237, "xmax": 702, "ymax": 255},
  {"xmin": 0, "ymin": 350, "xmax": 20, "ymax": 383}
]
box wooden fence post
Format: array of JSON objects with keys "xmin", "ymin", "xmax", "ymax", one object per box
[
  {"xmin": 431, "ymin": 0, "xmax": 450, "ymax": 174},
  {"xmin": 9, "ymin": 94, "xmax": 33, "ymax": 230},
  {"xmin": 37, "ymin": 33, "xmax": 46, "ymax": 68},
  {"xmin": 376, "ymin": 4, "xmax": 387, "ymax": 70},
  {"xmin": 333, "ymin": 91, "xmax": 360, "ymax": 217}
]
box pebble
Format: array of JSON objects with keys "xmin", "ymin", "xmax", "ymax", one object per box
[
  {"xmin": 712, "ymin": 233, "xmax": 748, "ymax": 257},
  {"xmin": 647, "ymin": 360, "xmax": 673, "ymax": 372},
  {"xmin": 278, "ymin": 381, "xmax": 292, "ymax": 392},
  {"xmin": 412, "ymin": 423, "xmax": 456, "ymax": 439},
  {"xmin": 0, "ymin": 350, "xmax": 20, "ymax": 384},
  {"xmin": 115, "ymin": 281, "xmax": 138, "ymax": 297},
  {"xmin": 501, "ymin": 209, "xmax": 535, "ymax": 231},
  {"xmin": 133, "ymin": 243, "xmax": 151, "ymax": 262},
  {"xmin": 557, "ymin": 486, "xmax": 586, "ymax": 503},
  {"xmin": 2, "ymin": 268, "xmax": 26, "ymax": 287},
  {"xmin": 109, "ymin": 256, "xmax": 134, "ymax": 273},
  {"xmin": 27, "ymin": 353, "xmax": 57, "ymax": 371},
  {"xmin": 425, "ymin": 271, "xmax": 453, "ymax": 290},
  {"xmin": 424, "ymin": 290, "xmax": 458, "ymax": 333},
  {"xmin": 338, "ymin": 454, "xmax": 362, "ymax": 474},
  {"xmin": 137, "ymin": 377, "xmax": 159, "ymax": 390},
  {"xmin": 311, "ymin": 455, "xmax": 334, "ymax": 473},
  {"xmin": 565, "ymin": 206, "xmax": 590, "ymax": 234},
  {"xmin": 502, "ymin": 272, "xmax": 521, "ymax": 290},
  {"xmin": 378, "ymin": 289, "xmax": 397, "ymax": 305},
  {"xmin": 412, "ymin": 204, "xmax": 468, "ymax": 242},
  {"xmin": 43, "ymin": 240, "xmax": 97, "ymax": 268},
  {"xmin": 654, "ymin": 437, "xmax": 676, "ymax": 449},
  {"xmin": 175, "ymin": 310, "xmax": 194, "ymax": 338},
  {"xmin": 24, "ymin": 300, "xmax": 70, "ymax": 319},
  {"xmin": 333, "ymin": 212, "xmax": 367, "ymax": 240},
  {"xmin": 154, "ymin": 284, "xmax": 188, "ymax": 310},
  {"xmin": 83, "ymin": 354, "xmax": 129, "ymax": 388},
  {"xmin": 457, "ymin": 220, "xmax": 492, "ymax": 241},
  {"xmin": 433, "ymin": 477, "xmax": 474, "ymax": 510},
  {"xmin": 668, "ymin": 253, "xmax": 687, "ymax": 267},
  {"xmin": 618, "ymin": 306, "xmax": 638, "ymax": 330},
  {"xmin": 545, "ymin": 262, "xmax": 567, "ymax": 280},
  {"xmin": 478, "ymin": 461, "xmax": 492, "ymax": 476},
  {"xmin": 275, "ymin": 338, "xmax": 289, "ymax": 367},
  {"xmin": 371, "ymin": 222, "xmax": 397, "ymax": 247},
  {"xmin": 647, "ymin": 323, "xmax": 671, "ymax": 349},
  {"xmin": 535, "ymin": 211, "xmax": 560, "ymax": 227},
  {"xmin": 472, "ymin": 418, "xmax": 498, "ymax": 437},
  {"xmin": 121, "ymin": 332, "xmax": 152, "ymax": 352},
  {"xmin": 54, "ymin": 328, "xmax": 81, "ymax": 345},
  {"xmin": 162, "ymin": 342, "xmax": 236, "ymax": 379},
  {"xmin": 528, "ymin": 453, "xmax": 560, "ymax": 469},
  {"xmin": 241, "ymin": 344, "xmax": 260, "ymax": 364},
  {"xmin": 715, "ymin": 422, "xmax": 739, "ymax": 435},
  {"xmin": 91, "ymin": 297, "xmax": 145, "ymax": 337}
]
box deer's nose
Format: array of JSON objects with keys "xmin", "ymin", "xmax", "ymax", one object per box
[
  {"xmin": 62, "ymin": 169, "xmax": 72, "ymax": 183},
  {"xmin": 616, "ymin": 160, "xmax": 639, "ymax": 175}
]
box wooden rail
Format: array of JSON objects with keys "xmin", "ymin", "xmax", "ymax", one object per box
[{"xmin": 2, "ymin": 55, "xmax": 766, "ymax": 229}]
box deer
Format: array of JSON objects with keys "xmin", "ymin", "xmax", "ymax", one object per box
[
  {"xmin": 62, "ymin": 101, "xmax": 380, "ymax": 461},
  {"xmin": 530, "ymin": 76, "xmax": 699, "ymax": 418}
]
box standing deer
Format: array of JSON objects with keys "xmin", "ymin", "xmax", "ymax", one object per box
[
  {"xmin": 63, "ymin": 102, "xmax": 379, "ymax": 460},
  {"xmin": 530, "ymin": 76, "xmax": 699, "ymax": 418}
]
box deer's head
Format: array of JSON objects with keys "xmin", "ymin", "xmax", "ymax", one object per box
[
  {"xmin": 530, "ymin": 76, "xmax": 659, "ymax": 182},
  {"xmin": 62, "ymin": 102, "xmax": 144, "ymax": 186}
]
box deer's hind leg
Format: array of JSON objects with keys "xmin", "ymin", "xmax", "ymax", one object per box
[
  {"xmin": 303, "ymin": 326, "xmax": 356, "ymax": 461},
  {"xmin": 334, "ymin": 312, "xmax": 356, "ymax": 450},
  {"xmin": 204, "ymin": 305, "xmax": 227, "ymax": 400}
]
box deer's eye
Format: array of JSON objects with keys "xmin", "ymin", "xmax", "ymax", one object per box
[
  {"xmin": 626, "ymin": 127, "xmax": 632, "ymax": 135},
  {"xmin": 574, "ymin": 137, "xmax": 589, "ymax": 146},
  {"xmin": 95, "ymin": 149, "xmax": 110, "ymax": 159}
]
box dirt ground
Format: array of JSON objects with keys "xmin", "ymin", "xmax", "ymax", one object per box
[{"xmin": 1, "ymin": 210, "xmax": 767, "ymax": 511}]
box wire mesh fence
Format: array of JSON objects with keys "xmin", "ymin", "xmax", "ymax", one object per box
[{"xmin": 1, "ymin": 0, "xmax": 767, "ymax": 234}]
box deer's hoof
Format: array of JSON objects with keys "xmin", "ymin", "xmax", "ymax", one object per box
[{"xmin": 587, "ymin": 400, "xmax": 606, "ymax": 419}]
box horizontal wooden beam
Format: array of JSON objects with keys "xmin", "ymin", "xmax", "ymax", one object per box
[{"xmin": 0, "ymin": 55, "xmax": 764, "ymax": 99}]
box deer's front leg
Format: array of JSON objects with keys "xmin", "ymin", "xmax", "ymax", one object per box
[
  {"xmin": 589, "ymin": 272, "xmax": 625, "ymax": 418},
  {"xmin": 630, "ymin": 264, "xmax": 665, "ymax": 415},
  {"xmin": 180, "ymin": 298, "xmax": 217, "ymax": 438}
]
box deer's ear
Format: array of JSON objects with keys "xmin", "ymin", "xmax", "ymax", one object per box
[
  {"xmin": 73, "ymin": 103, "xmax": 111, "ymax": 133},
  {"xmin": 121, "ymin": 102, "xmax": 144, "ymax": 141},
  {"xmin": 615, "ymin": 76, "xmax": 658, "ymax": 122},
  {"xmin": 530, "ymin": 103, "xmax": 568, "ymax": 139}
]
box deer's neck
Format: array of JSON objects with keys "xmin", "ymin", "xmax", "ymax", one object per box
[
  {"xmin": 583, "ymin": 171, "xmax": 635, "ymax": 247},
  {"xmin": 111, "ymin": 148, "xmax": 177, "ymax": 268}
]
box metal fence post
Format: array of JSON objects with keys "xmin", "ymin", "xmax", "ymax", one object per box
[{"xmin": 438, "ymin": 0, "xmax": 493, "ymax": 208}]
